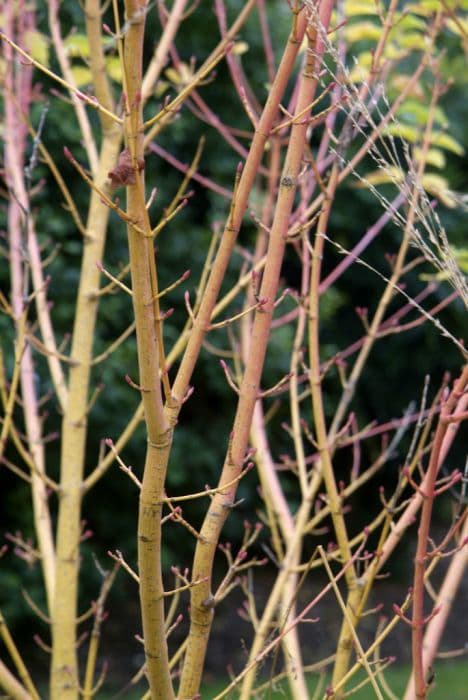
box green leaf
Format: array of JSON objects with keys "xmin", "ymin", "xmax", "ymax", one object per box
[{"xmin": 397, "ymin": 100, "xmax": 448, "ymax": 128}]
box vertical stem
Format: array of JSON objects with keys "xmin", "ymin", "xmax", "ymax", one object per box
[
  {"xmin": 122, "ymin": 2, "xmax": 175, "ymax": 698},
  {"xmin": 404, "ymin": 507, "xmax": 468, "ymax": 700},
  {"xmin": 130, "ymin": 8, "xmax": 309, "ymax": 695},
  {"xmin": 141, "ymin": 0, "xmax": 189, "ymax": 103},
  {"xmin": 411, "ymin": 367, "xmax": 468, "ymax": 699},
  {"xmin": 51, "ymin": 133, "xmax": 121, "ymax": 699},
  {"xmin": 47, "ymin": 0, "xmax": 124, "ymax": 688},
  {"xmin": 3, "ymin": 0, "xmax": 56, "ymax": 619},
  {"xmin": 307, "ymin": 165, "xmax": 363, "ymax": 698},
  {"xmin": 238, "ymin": 476, "xmax": 320, "ymax": 700},
  {"xmin": 178, "ymin": 4, "xmax": 334, "ymax": 697},
  {"xmin": 327, "ymin": 74, "xmax": 446, "ymax": 696},
  {"xmin": 243, "ymin": 139, "xmax": 308, "ymax": 700},
  {"xmin": 48, "ymin": 0, "xmax": 99, "ymax": 173}
]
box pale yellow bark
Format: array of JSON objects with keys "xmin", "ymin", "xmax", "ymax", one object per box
[{"xmin": 51, "ymin": 132, "xmax": 121, "ymax": 700}]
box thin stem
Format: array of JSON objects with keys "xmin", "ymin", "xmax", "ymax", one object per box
[{"xmin": 411, "ymin": 367, "xmax": 468, "ymax": 699}]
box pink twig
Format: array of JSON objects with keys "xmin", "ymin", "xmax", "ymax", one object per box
[{"xmin": 411, "ymin": 367, "xmax": 468, "ymax": 699}]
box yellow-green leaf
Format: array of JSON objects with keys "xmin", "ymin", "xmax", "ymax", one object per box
[
  {"xmin": 451, "ymin": 247, "xmax": 468, "ymax": 273},
  {"xmin": 347, "ymin": 50, "xmax": 373, "ymax": 83},
  {"xmin": 382, "ymin": 42, "xmax": 408, "ymax": 60},
  {"xmin": 345, "ymin": 21, "xmax": 382, "ymax": 43},
  {"xmin": 165, "ymin": 67, "xmax": 182, "ymax": 85},
  {"xmin": 344, "ymin": 0, "xmax": 378, "ymax": 16},
  {"xmin": 70, "ymin": 65, "xmax": 92, "ymax": 88},
  {"xmin": 413, "ymin": 147, "xmax": 446, "ymax": 169},
  {"xmin": 393, "ymin": 13, "xmax": 427, "ymax": 32},
  {"xmin": 394, "ymin": 31, "xmax": 426, "ymax": 50},
  {"xmin": 389, "ymin": 74, "xmax": 425, "ymax": 100},
  {"xmin": 24, "ymin": 30, "xmax": 49, "ymax": 67},
  {"xmin": 430, "ymin": 131, "xmax": 465, "ymax": 156},
  {"xmin": 422, "ymin": 174, "xmax": 457, "ymax": 207},
  {"xmin": 383, "ymin": 123, "xmax": 421, "ymax": 143},
  {"xmin": 154, "ymin": 80, "xmax": 170, "ymax": 97},
  {"xmin": 406, "ymin": 0, "xmax": 468, "ymax": 14},
  {"xmin": 106, "ymin": 56, "xmax": 122, "ymax": 83},
  {"xmin": 355, "ymin": 166, "xmax": 404, "ymax": 187},
  {"xmin": 64, "ymin": 33, "xmax": 90, "ymax": 58},
  {"xmin": 420, "ymin": 245, "xmax": 468, "ymax": 281},
  {"xmin": 446, "ymin": 17, "xmax": 468, "ymax": 36}
]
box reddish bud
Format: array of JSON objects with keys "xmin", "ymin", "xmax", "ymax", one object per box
[{"xmin": 161, "ymin": 308, "xmax": 174, "ymax": 320}]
